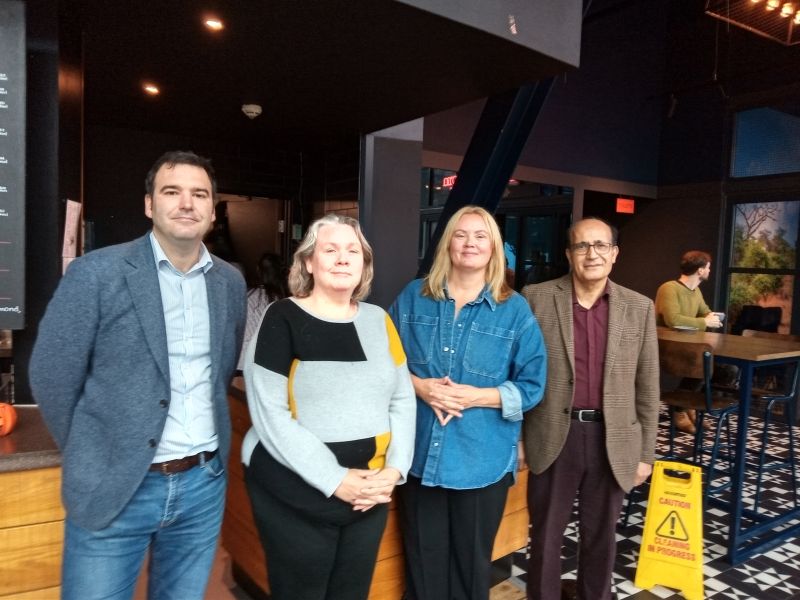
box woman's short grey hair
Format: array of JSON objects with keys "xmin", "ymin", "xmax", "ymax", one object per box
[{"xmin": 288, "ymin": 214, "xmax": 374, "ymax": 301}]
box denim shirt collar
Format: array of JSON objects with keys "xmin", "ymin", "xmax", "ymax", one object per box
[{"xmin": 443, "ymin": 283, "xmax": 498, "ymax": 311}]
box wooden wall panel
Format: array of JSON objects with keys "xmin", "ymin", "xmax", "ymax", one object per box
[
  {"xmin": 367, "ymin": 551, "xmax": 405, "ymax": 600},
  {"xmin": 0, "ymin": 521, "xmax": 62, "ymax": 596},
  {"xmin": 2, "ymin": 585, "xmax": 60, "ymax": 600},
  {"xmin": 492, "ymin": 509, "xmax": 529, "ymax": 562},
  {"xmin": 0, "ymin": 468, "xmax": 64, "ymax": 529},
  {"xmin": 375, "ymin": 508, "xmax": 403, "ymax": 561}
]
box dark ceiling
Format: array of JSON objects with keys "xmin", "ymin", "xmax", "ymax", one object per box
[{"xmin": 75, "ymin": 0, "xmax": 579, "ymax": 151}]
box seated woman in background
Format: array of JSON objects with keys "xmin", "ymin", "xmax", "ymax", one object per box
[
  {"xmin": 389, "ymin": 205, "xmax": 547, "ymax": 600},
  {"xmin": 241, "ymin": 214, "xmax": 416, "ymax": 600},
  {"xmin": 238, "ymin": 252, "xmax": 288, "ymax": 371}
]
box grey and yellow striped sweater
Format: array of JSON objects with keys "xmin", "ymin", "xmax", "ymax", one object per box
[{"xmin": 242, "ymin": 298, "xmax": 416, "ymax": 497}]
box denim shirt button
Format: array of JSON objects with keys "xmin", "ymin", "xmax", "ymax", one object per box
[{"xmin": 443, "ymin": 347, "xmax": 449, "ymax": 352}]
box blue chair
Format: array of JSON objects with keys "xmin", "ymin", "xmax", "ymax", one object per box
[
  {"xmin": 741, "ymin": 329, "xmax": 799, "ymax": 513},
  {"xmin": 658, "ymin": 338, "xmax": 739, "ymax": 501}
]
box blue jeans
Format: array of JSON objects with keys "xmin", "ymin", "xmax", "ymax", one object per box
[{"xmin": 62, "ymin": 453, "xmax": 226, "ymax": 600}]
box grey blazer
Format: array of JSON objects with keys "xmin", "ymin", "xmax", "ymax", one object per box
[
  {"xmin": 521, "ymin": 275, "xmax": 659, "ymax": 493},
  {"xmin": 30, "ymin": 234, "xmax": 246, "ymax": 530}
]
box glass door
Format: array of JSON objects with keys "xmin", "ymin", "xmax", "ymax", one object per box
[{"xmin": 499, "ymin": 208, "xmax": 571, "ymax": 291}]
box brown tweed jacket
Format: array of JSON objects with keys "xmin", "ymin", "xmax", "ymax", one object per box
[{"xmin": 521, "ymin": 275, "xmax": 660, "ymax": 493}]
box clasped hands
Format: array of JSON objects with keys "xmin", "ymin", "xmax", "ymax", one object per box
[
  {"xmin": 334, "ymin": 467, "xmax": 401, "ymax": 512},
  {"xmin": 416, "ymin": 375, "xmax": 483, "ymax": 426}
]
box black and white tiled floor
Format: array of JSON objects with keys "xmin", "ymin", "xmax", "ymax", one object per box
[{"xmin": 505, "ymin": 407, "xmax": 800, "ymax": 599}]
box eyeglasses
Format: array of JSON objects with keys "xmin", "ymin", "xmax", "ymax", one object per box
[{"xmin": 570, "ymin": 241, "xmax": 615, "ymax": 255}]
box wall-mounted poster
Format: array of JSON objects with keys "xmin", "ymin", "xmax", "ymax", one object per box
[{"xmin": 0, "ymin": 0, "xmax": 26, "ymax": 329}]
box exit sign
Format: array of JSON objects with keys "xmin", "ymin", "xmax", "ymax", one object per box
[
  {"xmin": 441, "ymin": 175, "xmax": 520, "ymax": 189},
  {"xmin": 616, "ymin": 197, "xmax": 635, "ymax": 214}
]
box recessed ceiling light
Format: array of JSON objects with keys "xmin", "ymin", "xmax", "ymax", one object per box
[
  {"xmin": 143, "ymin": 83, "xmax": 160, "ymax": 96},
  {"xmin": 204, "ymin": 18, "xmax": 224, "ymax": 31}
]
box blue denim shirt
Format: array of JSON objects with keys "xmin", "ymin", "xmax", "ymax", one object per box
[{"xmin": 389, "ymin": 279, "xmax": 547, "ymax": 489}]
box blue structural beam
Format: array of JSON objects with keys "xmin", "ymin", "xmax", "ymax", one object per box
[{"xmin": 418, "ymin": 79, "xmax": 553, "ymax": 277}]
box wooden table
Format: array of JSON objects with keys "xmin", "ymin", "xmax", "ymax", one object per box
[{"xmin": 657, "ymin": 327, "xmax": 800, "ymax": 564}]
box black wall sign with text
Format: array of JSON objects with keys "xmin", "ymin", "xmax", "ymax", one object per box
[{"xmin": 0, "ymin": 0, "xmax": 26, "ymax": 329}]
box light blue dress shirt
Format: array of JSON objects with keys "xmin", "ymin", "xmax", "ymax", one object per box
[
  {"xmin": 389, "ymin": 278, "xmax": 547, "ymax": 489},
  {"xmin": 149, "ymin": 233, "xmax": 216, "ymax": 462}
]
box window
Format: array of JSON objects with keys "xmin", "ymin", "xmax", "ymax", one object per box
[
  {"xmin": 726, "ymin": 201, "xmax": 799, "ymax": 333},
  {"xmin": 731, "ymin": 106, "xmax": 800, "ymax": 178}
]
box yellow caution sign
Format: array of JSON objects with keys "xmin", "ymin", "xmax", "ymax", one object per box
[{"xmin": 635, "ymin": 460, "xmax": 704, "ymax": 600}]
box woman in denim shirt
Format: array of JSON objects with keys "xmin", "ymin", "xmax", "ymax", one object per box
[{"xmin": 389, "ymin": 205, "xmax": 547, "ymax": 600}]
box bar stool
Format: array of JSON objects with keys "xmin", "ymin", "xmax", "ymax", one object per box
[
  {"xmin": 741, "ymin": 329, "xmax": 800, "ymax": 513},
  {"xmin": 658, "ymin": 338, "xmax": 739, "ymax": 501}
]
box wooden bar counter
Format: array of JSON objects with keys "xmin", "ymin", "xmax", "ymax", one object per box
[
  {"xmin": 223, "ymin": 378, "xmax": 529, "ymax": 600},
  {"xmin": 0, "ymin": 405, "xmax": 64, "ymax": 599}
]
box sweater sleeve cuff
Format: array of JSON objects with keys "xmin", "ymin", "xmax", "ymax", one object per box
[{"xmin": 318, "ymin": 466, "xmax": 350, "ymax": 498}]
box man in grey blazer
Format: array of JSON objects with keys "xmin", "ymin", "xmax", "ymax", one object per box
[
  {"xmin": 522, "ymin": 218, "xmax": 659, "ymax": 600},
  {"xmin": 30, "ymin": 151, "xmax": 246, "ymax": 600}
]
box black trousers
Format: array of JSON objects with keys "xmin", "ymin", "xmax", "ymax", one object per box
[
  {"xmin": 526, "ymin": 422, "xmax": 625, "ymax": 600},
  {"xmin": 244, "ymin": 443, "xmax": 389, "ymax": 600},
  {"xmin": 398, "ymin": 473, "xmax": 513, "ymax": 600}
]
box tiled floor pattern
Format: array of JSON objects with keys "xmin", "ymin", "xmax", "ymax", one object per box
[{"xmin": 504, "ymin": 406, "xmax": 800, "ymax": 599}]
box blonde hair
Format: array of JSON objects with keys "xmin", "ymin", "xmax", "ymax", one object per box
[
  {"xmin": 288, "ymin": 214, "xmax": 374, "ymax": 301},
  {"xmin": 423, "ymin": 205, "xmax": 512, "ymax": 302}
]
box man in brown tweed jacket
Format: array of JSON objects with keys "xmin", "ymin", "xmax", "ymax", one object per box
[{"xmin": 522, "ymin": 217, "xmax": 659, "ymax": 600}]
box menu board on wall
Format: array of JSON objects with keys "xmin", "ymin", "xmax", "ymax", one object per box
[{"xmin": 0, "ymin": 0, "xmax": 26, "ymax": 329}]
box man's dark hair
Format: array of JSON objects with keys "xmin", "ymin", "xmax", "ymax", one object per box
[
  {"xmin": 567, "ymin": 216, "xmax": 619, "ymax": 246},
  {"xmin": 144, "ymin": 150, "xmax": 217, "ymax": 201},
  {"xmin": 680, "ymin": 250, "xmax": 711, "ymax": 275}
]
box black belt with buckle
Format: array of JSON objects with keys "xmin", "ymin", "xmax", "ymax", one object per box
[
  {"xmin": 571, "ymin": 409, "xmax": 603, "ymax": 422},
  {"xmin": 150, "ymin": 449, "xmax": 217, "ymax": 474}
]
